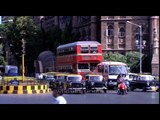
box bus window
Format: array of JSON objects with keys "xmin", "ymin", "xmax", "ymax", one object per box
[
  {"xmin": 81, "ymin": 47, "xmax": 89, "ymax": 53},
  {"xmin": 90, "ymin": 47, "xmax": 98, "ymax": 53},
  {"xmin": 78, "ymin": 63, "xmax": 89, "ymax": 69},
  {"xmin": 109, "ymin": 65, "xmax": 128, "ymax": 75}
]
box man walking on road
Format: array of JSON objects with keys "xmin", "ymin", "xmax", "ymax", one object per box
[{"xmin": 52, "ymin": 89, "xmax": 67, "ymax": 104}]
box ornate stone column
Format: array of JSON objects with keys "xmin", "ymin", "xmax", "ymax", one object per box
[{"xmin": 151, "ymin": 16, "xmax": 159, "ymax": 76}]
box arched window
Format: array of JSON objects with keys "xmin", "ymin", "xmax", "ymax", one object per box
[
  {"xmin": 119, "ymin": 27, "xmax": 125, "ymax": 37},
  {"xmin": 107, "ymin": 25, "xmax": 114, "ymax": 36}
]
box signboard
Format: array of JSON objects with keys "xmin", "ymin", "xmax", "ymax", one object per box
[{"xmin": 10, "ymin": 80, "xmax": 19, "ymax": 86}]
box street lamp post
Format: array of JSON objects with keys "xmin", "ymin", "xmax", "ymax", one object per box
[{"xmin": 127, "ymin": 21, "xmax": 146, "ymax": 74}]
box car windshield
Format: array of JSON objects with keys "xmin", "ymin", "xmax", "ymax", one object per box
[
  {"xmin": 68, "ymin": 76, "xmax": 82, "ymax": 82},
  {"xmin": 47, "ymin": 75, "xmax": 53, "ymax": 78},
  {"xmin": 109, "ymin": 65, "xmax": 128, "ymax": 75},
  {"xmin": 89, "ymin": 76, "xmax": 103, "ymax": 82},
  {"xmin": 8, "ymin": 68, "xmax": 18, "ymax": 74},
  {"xmin": 57, "ymin": 76, "xmax": 65, "ymax": 82},
  {"xmin": 140, "ymin": 76, "xmax": 154, "ymax": 81},
  {"xmin": 47, "ymin": 75, "xmax": 54, "ymax": 80}
]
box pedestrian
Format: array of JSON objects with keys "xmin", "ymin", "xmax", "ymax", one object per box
[
  {"xmin": 52, "ymin": 89, "xmax": 67, "ymax": 104},
  {"xmin": 117, "ymin": 74, "xmax": 122, "ymax": 85}
]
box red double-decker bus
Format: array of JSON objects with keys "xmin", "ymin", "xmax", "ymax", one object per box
[{"xmin": 56, "ymin": 41, "xmax": 102, "ymax": 76}]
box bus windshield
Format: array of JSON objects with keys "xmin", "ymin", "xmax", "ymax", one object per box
[
  {"xmin": 108, "ymin": 65, "xmax": 128, "ymax": 75},
  {"xmin": 57, "ymin": 76, "xmax": 66, "ymax": 82}
]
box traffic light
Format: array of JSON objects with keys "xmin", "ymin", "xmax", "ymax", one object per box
[
  {"xmin": 21, "ymin": 39, "xmax": 25, "ymax": 55},
  {"xmin": 22, "ymin": 47, "xmax": 25, "ymax": 55}
]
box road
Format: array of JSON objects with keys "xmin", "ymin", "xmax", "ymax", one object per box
[{"xmin": 0, "ymin": 91, "xmax": 159, "ymax": 104}]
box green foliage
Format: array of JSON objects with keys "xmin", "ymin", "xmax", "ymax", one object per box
[
  {"xmin": 0, "ymin": 44, "xmax": 3, "ymax": 55},
  {"xmin": 0, "ymin": 56, "xmax": 6, "ymax": 65},
  {"xmin": 126, "ymin": 51, "xmax": 143, "ymax": 71},
  {"xmin": 1, "ymin": 16, "xmax": 42, "ymax": 74},
  {"xmin": 103, "ymin": 51, "xmax": 145, "ymax": 73},
  {"xmin": 0, "ymin": 44, "xmax": 5, "ymax": 65},
  {"xmin": 103, "ymin": 52, "xmax": 127, "ymax": 63}
]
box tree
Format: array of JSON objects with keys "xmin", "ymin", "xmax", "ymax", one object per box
[
  {"xmin": 0, "ymin": 20, "xmax": 13, "ymax": 65},
  {"xmin": 3, "ymin": 16, "xmax": 43, "ymax": 74},
  {"xmin": 0, "ymin": 56, "xmax": 5, "ymax": 65},
  {"xmin": 0, "ymin": 44, "xmax": 6, "ymax": 65},
  {"xmin": 103, "ymin": 52, "xmax": 127, "ymax": 63},
  {"xmin": 126, "ymin": 51, "xmax": 144, "ymax": 72}
]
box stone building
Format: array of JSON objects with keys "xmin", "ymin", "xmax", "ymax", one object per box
[
  {"xmin": 32, "ymin": 16, "xmax": 160, "ymax": 75},
  {"xmin": 101, "ymin": 16, "xmax": 159, "ymax": 75},
  {"xmin": 32, "ymin": 16, "xmax": 100, "ymax": 42}
]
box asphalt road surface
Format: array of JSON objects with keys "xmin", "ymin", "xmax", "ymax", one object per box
[{"xmin": 0, "ymin": 91, "xmax": 159, "ymax": 104}]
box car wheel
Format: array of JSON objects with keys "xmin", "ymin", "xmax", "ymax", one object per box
[
  {"xmin": 103, "ymin": 89, "xmax": 107, "ymax": 93},
  {"xmin": 107, "ymin": 86, "xmax": 111, "ymax": 90},
  {"xmin": 82, "ymin": 89, "xmax": 86, "ymax": 94},
  {"xmin": 130, "ymin": 86, "xmax": 134, "ymax": 91},
  {"xmin": 142, "ymin": 87, "xmax": 146, "ymax": 92}
]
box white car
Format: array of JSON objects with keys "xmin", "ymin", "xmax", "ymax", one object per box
[
  {"xmin": 128, "ymin": 73, "xmax": 138, "ymax": 81},
  {"xmin": 46, "ymin": 75, "xmax": 55, "ymax": 81}
]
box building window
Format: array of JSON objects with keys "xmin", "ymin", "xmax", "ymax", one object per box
[
  {"xmin": 119, "ymin": 27, "xmax": 125, "ymax": 38},
  {"xmin": 107, "ymin": 25, "xmax": 114, "ymax": 36}
]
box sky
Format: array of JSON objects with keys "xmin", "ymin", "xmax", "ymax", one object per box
[{"xmin": 0, "ymin": 16, "xmax": 1, "ymax": 24}]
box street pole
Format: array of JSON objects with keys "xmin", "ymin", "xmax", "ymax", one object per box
[
  {"xmin": 22, "ymin": 39, "xmax": 25, "ymax": 82},
  {"xmin": 139, "ymin": 26, "xmax": 142, "ymax": 74},
  {"xmin": 127, "ymin": 21, "xmax": 143, "ymax": 74}
]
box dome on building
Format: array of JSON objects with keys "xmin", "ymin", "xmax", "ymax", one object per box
[{"xmin": 36, "ymin": 50, "xmax": 55, "ymax": 73}]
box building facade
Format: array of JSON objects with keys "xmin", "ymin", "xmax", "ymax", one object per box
[
  {"xmin": 32, "ymin": 16, "xmax": 160, "ymax": 75},
  {"xmin": 32, "ymin": 16, "xmax": 100, "ymax": 42},
  {"xmin": 101, "ymin": 16, "xmax": 159, "ymax": 75}
]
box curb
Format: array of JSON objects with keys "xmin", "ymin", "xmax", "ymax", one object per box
[
  {"xmin": 0, "ymin": 84, "xmax": 51, "ymax": 94},
  {"xmin": 0, "ymin": 89, "xmax": 51, "ymax": 94}
]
